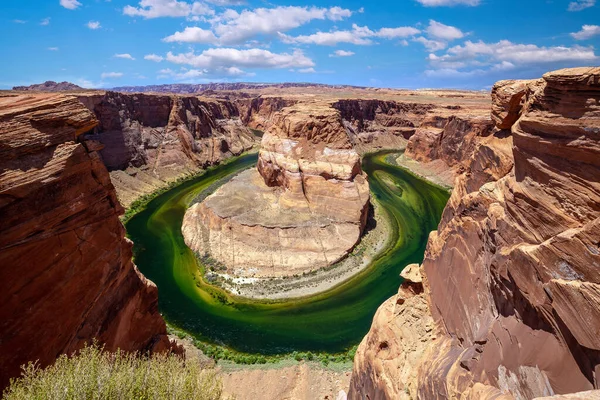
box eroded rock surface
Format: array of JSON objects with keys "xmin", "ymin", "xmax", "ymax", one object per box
[
  {"xmin": 182, "ymin": 101, "xmax": 370, "ymax": 277},
  {"xmin": 350, "ymin": 67, "xmax": 600, "ymax": 399},
  {"xmin": 0, "ymin": 94, "xmax": 175, "ymax": 389},
  {"xmin": 77, "ymin": 92, "xmax": 257, "ymax": 206}
]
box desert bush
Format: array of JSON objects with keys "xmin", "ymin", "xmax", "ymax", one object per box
[{"xmin": 3, "ymin": 344, "xmax": 225, "ymax": 400}]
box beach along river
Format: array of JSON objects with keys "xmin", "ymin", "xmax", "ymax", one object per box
[{"xmin": 126, "ymin": 151, "xmax": 449, "ymax": 355}]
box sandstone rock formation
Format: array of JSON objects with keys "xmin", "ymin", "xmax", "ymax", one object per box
[
  {"xmin": 491, "ymin": 79, "xmax": 534, "ymax": 130},
  {"xmin": 350, "ymin": 67, "xmax": 600, "ymax": 399},
  {"xmin": 182, "ymin": 101, "xmax": 370, "ymax": 277},
  {"xmin": 0, "ymin": 93, "xmax": 175, "ymax": 389},
  {"xmin": 333, "ymin": 99, "xmax": 434, "ymax": 152},
  {"xmin": 77, "ymin": 92, "xmax": 257, "ymax": 206}
]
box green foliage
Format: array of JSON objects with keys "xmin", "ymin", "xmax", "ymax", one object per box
[{"xmin": 3, "ymin": 344, "xmax": 225, "ymax": 400}]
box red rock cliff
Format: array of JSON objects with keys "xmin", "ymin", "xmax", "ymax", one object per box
[
  {"xmin": 77, "ymin": 91, "xmax": 257, "ymax": 206},
  {"xmin": 0, "ymin": 94, "xmax": 173, "ymax": 389},
  {"xmin": 350, "ymin": 67, "xmax": 600, "ymax": 399}
]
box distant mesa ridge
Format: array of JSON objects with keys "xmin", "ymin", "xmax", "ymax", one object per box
[
  {"xmin": 11, "ymin": 81, "xmax": 368, "ymax": 93},
  {"xmin": 111, "ymin": 82, "xmax": 369, "ymax": 93},
  {"xmin": 12, "ymin": 80, "xmax": 83, "ymax": 92}
]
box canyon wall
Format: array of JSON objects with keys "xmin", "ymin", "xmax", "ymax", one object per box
[
  {"xmin": 0, "ymin": 94, "xmax": 175, "ymax": 389},
  {"xmin": 350, "ymin": 67, "xmax": 600, "ymax": 399},
  {"xmin": 77, "ymin": 92, "xmax": 257, "ymax": 207},
  {"xmin": 182, "ymin": 101, "xmax": 370, "ymax": 277}
]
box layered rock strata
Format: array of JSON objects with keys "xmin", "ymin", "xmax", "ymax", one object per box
[
  {"xmin": 77, "ymin": 92, "xmax": 257, "ymax": 206},
  {"xmin": 182, "ymin": 101, "xmax": 370, "ymax": 277},
  {"xmin": 350, "ymin": 67, "xmax": 600, "ymax": 399},
  {"xmin": 333, "ymin": 99, "xmax": 434, "ymax": 152},
  {"xmin": 0, "ymin": 94, "xmax": 174, "ymax": 389}
]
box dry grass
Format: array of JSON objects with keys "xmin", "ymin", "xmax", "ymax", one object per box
[{"xmin": 3, "ymin": 344, "xmax": 227, "ymax": 400}]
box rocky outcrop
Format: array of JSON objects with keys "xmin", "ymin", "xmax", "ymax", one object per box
[
  {"xmin": 350, "ymin": 67, "xmax": 600, "ymax": 399},
  {"xmin": 182, "ymin": 101, "xmax": 370, "ymax": 277},
  {"xmin": 13, "ymin": 80, "xmax": 84, "ymax": 92},
  {"xmin": 350, "ymin": 264, "xmax": 434, "ymax": 400},
  {"xmin": 237, "ymin": 96, "xmax": 298, "ymax": 131},
  {"xmin": 491, "ymin": 79, "xmax": 540, "ymax": 130},
  {"xmin": 0, "ymin": 94, "xmax": 175, "ymax": 389},
  {"xmin": 77, "ymin": 92, "xmax": 257, "ymax": 206},
  {"xmin": 333, "ymin": 99, "xmax": 435, "ymax": 153}
]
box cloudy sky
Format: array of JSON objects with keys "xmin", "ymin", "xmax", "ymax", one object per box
[{"xmin": 1, "ymin": 0, "xmax": 599, "ymax": 89}]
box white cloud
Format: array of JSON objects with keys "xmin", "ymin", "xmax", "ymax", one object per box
[
  {"xmin": 60, "ymin": 0, "xmax": 82, "ymax": 10},
  {"xmin": 425, "ymin": 39, "xmax": 598, "ymax": 77},
  {"xmin": 280, "ymin": 25, "xmax": 373, "ymax": 46},
  {"xmin": 413, "ymin": 36, "xmax": 447, "ymax": 51},
  {"xmin": 159, "ymin": 5, "xmax": 353, "ymax": 45},
  {"xmin": 211, "ymin": 6, "xmax": 353, "ymax": 45},
  {"xmin": 426, "ymin": 20, "xmax": 464, "ymax": 40},
  {"xmin": 445, "ymin": 40, "xmax": 598, "ymax": 64},
  {"xmin": 415, "ymin": 0, "xmax": 480, "ymax": 6},
  {"xmin": 101, "ymin": 72, "xmax": 124, "ymax": 79},
  {"xmin": 281, "ymin": 24, "xmax": 419, "ymax": 46},
  {"xmin": 40, "ymin": 17, "xmax": 51, "ymax": 25},
  {"xmin": 144, "ymin": 54, "xmax": 164, "ymax": 62},
  {"xmin": 330, "ymin": 50, "xmax": 355, "ymax": 57},
  {"xmin": 568, "ymin": 0, "xmax": 595, "ymax": 11},
  {"xmin": 158, "ymin": 65, "xmax": 251, "ymax": 80},
  {"xmin": 326, "ymin": 6, "xmax": 352, "ymax": 21},
  {"xmin": 48, "ymin": 47, "xmax": 60, "ymax": 51},
  {"xmin": 205, "ymin": 0, "xmax": 245, "ymax": 5},
  {"xmin": 13, "ymin": 20, "xmax": 27, "ymax": 24},
  {"xmin": 165, "ymin": 48, "xmax": 314, "ymax": 70},
  {"xmin": 298, "ymin": 67, "xmax": 316, "ymax": 73},
  {"xmin": 124, "ymin": 0, "xmax": 215, "ymax": 19},
  {"xmin": 571, "ymin": 25, "xmax": 600, "ymax": 40},
  {"xmin": 163, "ymin": 26, "xmax": 218, "ymax": 43},
  {"xmin": 114, "ymin": 53, "xmax": 136, "ymax": 60},
  {"xmin": 376, "ymin": 26, "xmax": 421, "ymax": 39},
  {"xmin": 87, "ymin": 21, "xmax": 101, "ymax": 29}
]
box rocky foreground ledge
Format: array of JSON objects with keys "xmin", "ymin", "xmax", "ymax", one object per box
[
  {"xmin": 182, "ymin": 101, "xmax": 370, "ymax": 277},
  {"xmin": 349, "ymin": 68, "xmax": 600, "ymax": 399}
]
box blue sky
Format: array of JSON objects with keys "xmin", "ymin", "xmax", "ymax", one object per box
[{"xmin": 1, "ymin": 0, "xmax": 599, "ymax": 89}]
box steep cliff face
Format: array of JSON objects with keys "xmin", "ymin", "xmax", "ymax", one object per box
[
  {"xmin": 182, "ymin": 101, "xmax": 370, "ymax": 277},
  {"xmin": 0, "ymin": 94, "xmax": 174, "ymax": 389},
  {"xmin": 350, "ymin": 67, "xmax": 600, "ymax": 399},
  {"xmin": 332, "ymin": 99, "xmax": 435, "ymax": 153},
  {"xmin": 237, "ymin": 96, "xmax": 299, "ymax": 131},
  {"xmin": 77, "ymin": 92, "xmax": 257, "ymax": 207}
]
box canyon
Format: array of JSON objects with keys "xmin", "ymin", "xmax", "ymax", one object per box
[
  {"xmin": 1, "ymin": 66, "xmax": 598, "ymax": 400},
  {"xmin": 182, "ymin": 100, "xmax": 371, "ymax": 277}
]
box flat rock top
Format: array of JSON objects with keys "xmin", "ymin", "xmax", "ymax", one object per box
[
  {"xmin": 202, "ymin": 169, "xmax": 345, "ymax": 228},
  {"xmin": 0, "ymin": 93, "xmax": 66, "ymax": 115}
]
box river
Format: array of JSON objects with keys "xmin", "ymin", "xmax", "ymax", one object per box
[{"xmin": 126, "ymin": 151, "xmax": 449, "ymax": 355}]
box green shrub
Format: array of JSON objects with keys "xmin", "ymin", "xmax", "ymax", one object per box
[{"xmin": 3, "ymin": 344, "xmax": 225, "ymax": 400}]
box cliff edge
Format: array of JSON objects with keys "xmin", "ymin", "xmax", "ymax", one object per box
[
  {"xmin": 350, "ymin": 67, "xmax": 600, "ymax": 399},
  {"xmin": 0, "ymin": 93, "xmax": 175, "ymax": 389}
]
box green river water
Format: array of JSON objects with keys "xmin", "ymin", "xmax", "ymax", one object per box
[{"xmin": 126, "ymin": 151, "xmax": 449, "ymax": 355}]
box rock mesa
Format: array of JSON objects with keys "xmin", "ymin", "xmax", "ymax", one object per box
[{"xmin": 182, "ymin": 101, "xmax": 370, "ymax": 277}]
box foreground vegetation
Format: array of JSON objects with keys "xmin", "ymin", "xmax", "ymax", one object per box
[{"xmin": 3, "ymin": 345, "xmax": 225, "ymax": 400}]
